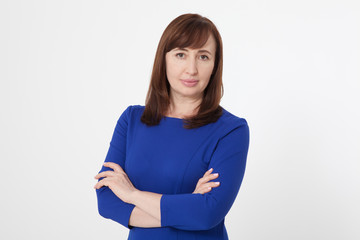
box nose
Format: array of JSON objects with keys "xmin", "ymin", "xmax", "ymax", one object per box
[{"xmin": 186, "ymin": 57, "xmax": 198, "ymax": 75}]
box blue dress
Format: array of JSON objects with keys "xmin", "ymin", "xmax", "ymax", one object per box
[{"xmin": 96, "ymin": 105, "xmax": 250, "ymax": 239}]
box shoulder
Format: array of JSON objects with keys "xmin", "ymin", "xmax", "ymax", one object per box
[
  {"xmin": 213, "ymin": 106, "xmax": 249, "ymax": 142},
  {"xmin": 218, "ymin": 106, "xmax": 249, "ymax": 129},
  {"xmin": 119, "ymin": 104, "xmax": 144, "ymax": 117},
  {"xmin": 119, "ymin": 105, "xmax": 145, "ymax": 121},
  {"xmin": 128, "ymin": 105, "xmax": 145, "ymax": 119},
  {"xmin": 121, "ymin": 104, "xmax": 144, "ymax": 113}
]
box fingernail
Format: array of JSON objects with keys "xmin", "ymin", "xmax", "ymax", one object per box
[
  {"xmin": 208, "ymin": 168, "xmax": 213, "ymax": 171},
  {"xmin": 215, "ymin": 182, "xmax": 220, "ymax": 185},
  {"xmin": 213, "ymin": 173, "xmax": 218, "ymax": 176}
]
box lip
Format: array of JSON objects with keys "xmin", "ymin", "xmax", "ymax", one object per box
[
  {"xmin": 181, "ymin": 79, "xmax": 199, "ymax": 87},
  {"xmin": 181, "ymin": 79, "xmax": 199, "ymax": 82}
]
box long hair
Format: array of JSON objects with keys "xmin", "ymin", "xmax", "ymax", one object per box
[{"xmin": 141, "ymin": 13, "xmax": 224, "ymax": 129}]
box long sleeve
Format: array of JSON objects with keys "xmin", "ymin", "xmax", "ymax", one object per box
[
  {"xmin": 160, "ymin": 120, "xmax": 250, "ymax": 231},
  {"xmin": 95, "ymin": 105, "xmax": 136, "ymax": 229}
]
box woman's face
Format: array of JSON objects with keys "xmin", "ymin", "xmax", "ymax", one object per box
[{"xmin": 165, "ymin": 34, "xmax": 216, "ymax": 101}]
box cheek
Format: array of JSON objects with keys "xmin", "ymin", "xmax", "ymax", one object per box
[
  {"xmin": 167, "ymin": 62, "xmax": 182, "ymax": 79},
  {"xmin": 201, "ymin": 64, "xmax": 215, "ymax": 78}
]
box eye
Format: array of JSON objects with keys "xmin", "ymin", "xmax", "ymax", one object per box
[
  {"xmin": 176, "ymin": 53, "xmax": 185, "ymax": 58},
  {"xmin": 200, "ymin": 55, "xmax": 209, "ymax": 60}
]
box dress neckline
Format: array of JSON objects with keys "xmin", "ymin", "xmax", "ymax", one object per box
[{"xmin": 163, "ymin": 116, "xmax": 184, "ymax": 120}]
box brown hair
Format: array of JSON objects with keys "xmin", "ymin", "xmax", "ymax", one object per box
[{"xmin": 141, "ymin": 13, "xmax": 224, "ymax": 129}]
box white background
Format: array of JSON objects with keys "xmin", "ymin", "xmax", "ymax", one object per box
[{"xmin": 1, "ymin": 0, "xmax": 359, "ymax": 239}]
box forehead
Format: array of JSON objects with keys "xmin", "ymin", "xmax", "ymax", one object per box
[{"xmin": 172, "ymin": 34, "xmax": 216, "ymax": 52}]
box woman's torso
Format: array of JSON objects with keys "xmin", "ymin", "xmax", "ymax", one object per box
[{"xmin": 124, "ymin": 105, "xmax": 235, "ymax": 239}]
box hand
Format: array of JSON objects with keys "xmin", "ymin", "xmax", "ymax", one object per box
[
  {"xmin": 193, "ymin": 168, "xmax": 220, "ymax": 194},
  {"xmin": 94, "ymin": 162, "xmax": 138, "ymax": 204}
]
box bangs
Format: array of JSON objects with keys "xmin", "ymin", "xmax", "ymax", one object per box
[{"xmin": 165, "ymin": 20, "xmax": 212, "ymax": 52}]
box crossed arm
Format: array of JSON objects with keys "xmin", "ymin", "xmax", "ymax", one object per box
[
  {"xmin": 94, "ymin": 163, "xmax": 219, "ymax": 228},
  {"xmin": 94, "ymin": 106, "xmax": 249, "ymax": 230}
]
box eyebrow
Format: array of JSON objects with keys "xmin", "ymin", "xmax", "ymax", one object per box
[{"xmin": 176, "ymin": 48, "xmax": 212, "ymax": 56}]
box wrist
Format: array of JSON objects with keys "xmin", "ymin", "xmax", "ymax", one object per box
[{"xmin": 129, "ymin": 189, "xmax": 142, "ymax": 205}]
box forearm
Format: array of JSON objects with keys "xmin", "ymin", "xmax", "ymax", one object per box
[
  {"xmin": 129, "ymin": 206, "xmax": 161, "ymax": 228},
  {"xmin": 130, "ymin": 190, "xmax": 162, "ymax": 223}
]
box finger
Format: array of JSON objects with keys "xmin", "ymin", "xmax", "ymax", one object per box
[
  {"xmin": 201, "ymin": 182, "xmax": 220, "ymax": 192},
  {"xmin": 103, "ymin": 162, "xmax": 124, "ymax": 173},
  {"xmin": 205, "ymin": 181, "xmax": 220, "ymax": 188},
  {"xmin": 198, "ymin": 169, "xmax": 215, "ymax": 183},
  {"xmin": 194, "ymin": 189, "xmax": 208, "ymax": 194},
  {"xmin": 203, "ymin": 173, "xmax": 219, "ymax": 182},
  {"xmin": 193, "ymin": 187, "xmax": 211, "ymax": 194},
  {"xmin": 195, "ymin": 181, "xmax": 220, "ymax": 194},
  {"xmin": 94, "ymin": 179, "xmax": 110, "ymax": 189},
  {"xmin": 197, "ymin": 183, "xmax": 217, "ymax": 193},
  {"xmin": 200, "ymin": 186, "xmax": 212, "ymax": 194},
  {"xmin": 203, "ymin": 168, "xmax": 213, "ymax": 176},
  {"xmin": 94, "ymin": 170, "xmax": 116, "ymax": 179}
]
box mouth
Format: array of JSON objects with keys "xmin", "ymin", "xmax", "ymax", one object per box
[
  {"xmin": 181, "ymin": 79, "xmax": 199, "ymax": 87},
  {"xmin": 181, "ymin": 79, "xmax": 199, "ymax": 82}
]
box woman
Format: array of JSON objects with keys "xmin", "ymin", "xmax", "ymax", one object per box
[{"xmin": 94, "ymin": 13, "xmax": 250, "ymax": 239}]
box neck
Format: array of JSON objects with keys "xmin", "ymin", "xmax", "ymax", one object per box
[{"xmin": 167, "ymin": 92, "xmax": 203, "ymax": 118}]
